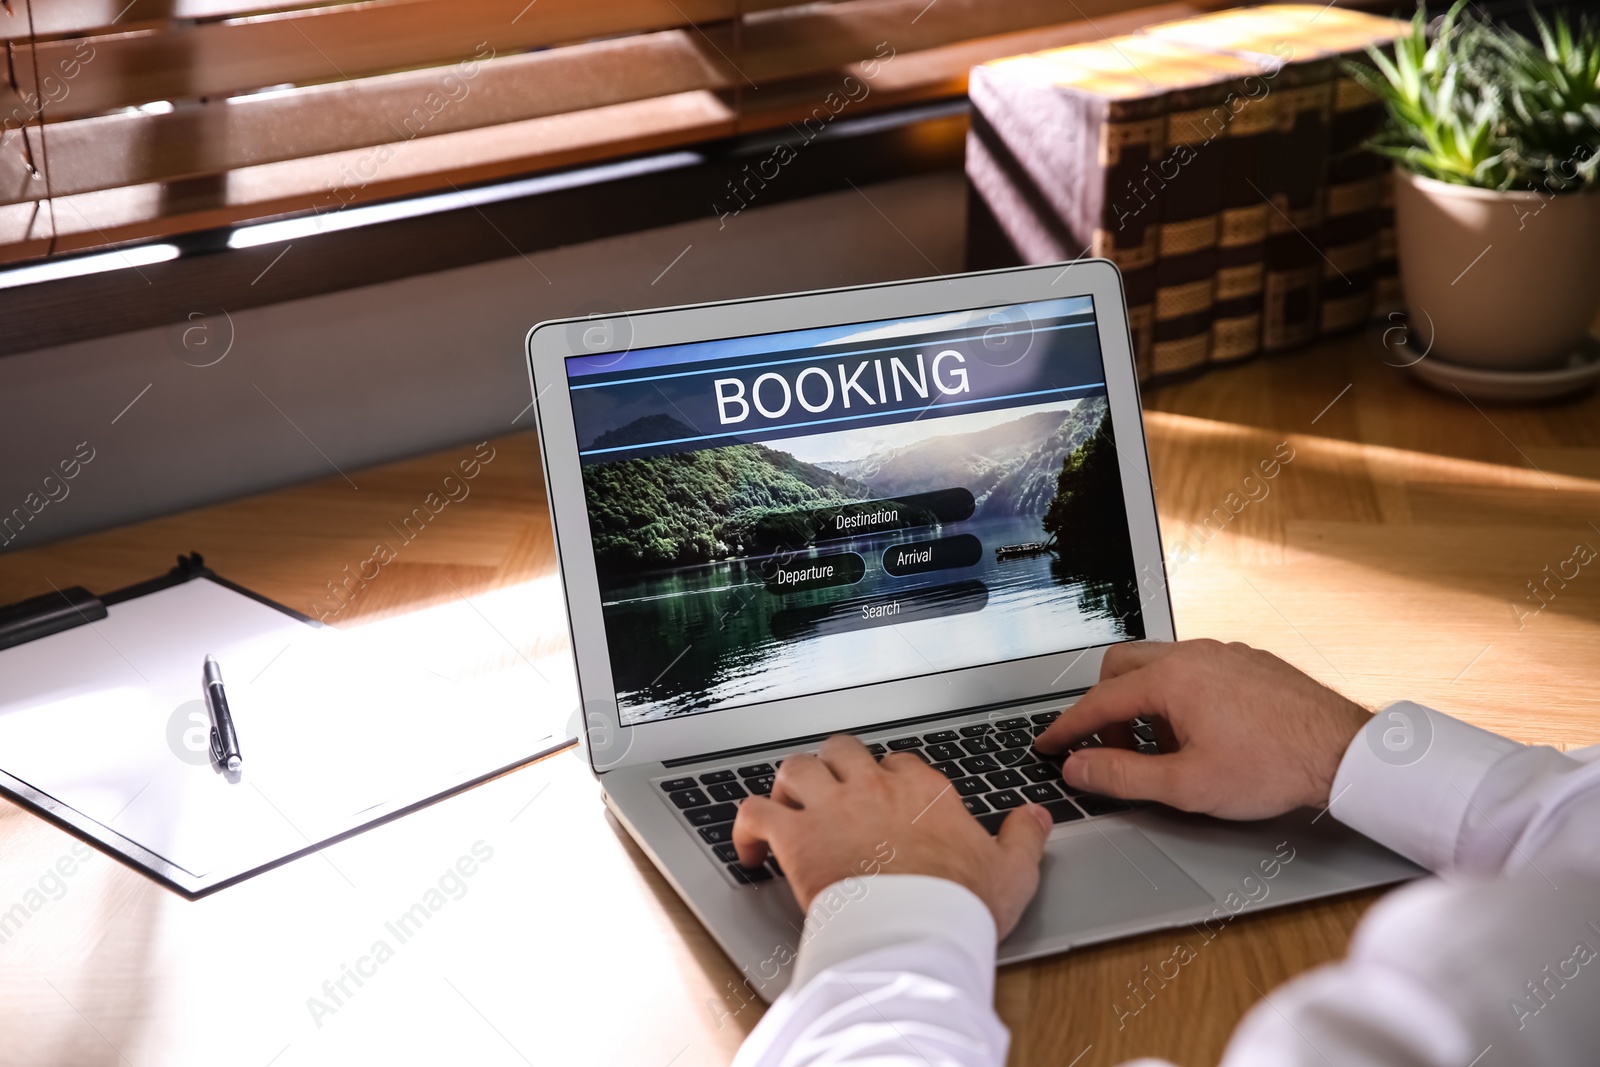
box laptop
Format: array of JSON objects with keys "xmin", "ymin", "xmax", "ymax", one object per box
[{"xmin": 525, "ymin": 260, "xmax": 1420, "ymax": 1001}]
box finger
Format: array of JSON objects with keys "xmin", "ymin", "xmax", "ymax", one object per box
[
  {"xmin": 996, "ymin": 802, "xmax": 1052, "ymax": 869},
  {"xmin": 731, "ymin": 795, "xmax": 788, "ymax": 867},
  {"xmin": 1098, "ymin": 640, "xmax": 1180, "ymax": 681},
  {"xmin": 771, "ymin": 752, "xmax": 838, "ymax": 809},
  {"xmin": 987, "ymin": 803, "xmax": 1053, "ymax": 939},
  {"xmin": 1093, "ymin": 718, "xmax": 1139, "ymax": 750},
  {"xmin": 1061, "ymin": 747, "xmax": 1185, "ymax": 806},
  {"xmin": 881, "ymin": 750, "xmax": 935, "ymax": 775},
  {"xmin": 817, "ymin": 734, "xmax": 880, "ymax": 781},
  {"xmin": 1036, "ymin": 667, "xmax": 1170, "ymax": 754}
]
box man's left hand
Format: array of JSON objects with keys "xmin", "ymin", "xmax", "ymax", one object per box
[{"xmin": 732, "ymin": 735, "xmax": 1054, "ymax": 938}]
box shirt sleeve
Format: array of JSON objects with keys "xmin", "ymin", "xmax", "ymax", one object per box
[
  {"xmin": 1219, "ymin": 705, "xmax": 1600, "ymax": 1066},
  {"xmin": 1329, "ymin": 701, "xmax": 1600, "ymax": 878},
  {"xmin": 732, "ymin": 874, "xmax": 1011, "ymax": 1067}
]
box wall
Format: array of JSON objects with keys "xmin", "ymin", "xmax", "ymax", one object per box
[{"xmin": 0, "ymin": 171, "xmax": 966, "ymax": 552}]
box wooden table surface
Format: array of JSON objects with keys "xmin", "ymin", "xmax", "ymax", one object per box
[{"xmin": 1, "ymin": 333, "xmax": 1596, "ymax": 1067}]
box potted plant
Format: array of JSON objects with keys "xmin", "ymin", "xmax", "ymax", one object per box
[{"xmin": 1350, "ymin": 3, "xmax": 1600, "ymax": 389}]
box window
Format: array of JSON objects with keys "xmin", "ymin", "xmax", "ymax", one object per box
[{"xmin": 0, "ymin": 0, "xmax": 1212, "ymax": 264}]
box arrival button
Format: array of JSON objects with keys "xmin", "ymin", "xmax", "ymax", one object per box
[{"xmin": 882, "ymin": 533, "xmax": 983, "ymax": 577}]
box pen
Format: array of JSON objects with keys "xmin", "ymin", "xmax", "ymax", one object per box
[{"xmin": 203, "ymin": 654, "xmax": 242, "ymax": 772}]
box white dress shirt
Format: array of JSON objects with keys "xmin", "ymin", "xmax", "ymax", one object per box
[{"xmin": 735, "ymin": 704, "xmax": 1600, "ymax": 1066}]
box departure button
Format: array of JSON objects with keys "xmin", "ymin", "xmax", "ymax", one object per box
[{"xmin": 763, "ymin": 551, "xmax": 865, "ymax": 594}]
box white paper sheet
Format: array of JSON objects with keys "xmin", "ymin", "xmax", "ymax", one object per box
[{"xmin": 0, "ymin": 578, "xmax": 563, "ymax": 882}]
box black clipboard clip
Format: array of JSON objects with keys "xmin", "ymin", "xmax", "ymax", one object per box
[{"xmin": 0, "ymin": 553, "xmax": 208, "ymax": 652}]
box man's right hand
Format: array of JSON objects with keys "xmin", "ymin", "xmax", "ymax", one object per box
[{"xmin": 1035, "ymin": 639, "xmax": 1371, "ymax": 821}]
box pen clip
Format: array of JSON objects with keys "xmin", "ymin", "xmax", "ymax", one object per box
[{"xmin": 209, "ymin": 726, "xmax": 223, "ymax": 764}]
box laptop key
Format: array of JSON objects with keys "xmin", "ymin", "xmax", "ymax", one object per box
[
  {"xmin": 1136, "ymin": 741, "xmax": 1160, "ymax": 756},
  {"xmin": 952, "ymin": 776, "xmax": 989, "ymax": 797},
  {"xmin": 995, "ymin": 717, "xmax": 1030, "ymax": 731},
  {"xmin": 923, "ymin": 730, "xmax": 959, "ymax": 744},
  {"xmin": 1022, "ymin": 783, "xmax": 1063, "ymax": 804},
  {"xmin": 1021, "ymin": 762, "xmax": 1060, "ymax": 784},
  {"xmin": 962, "ymin": 796, "xmax": 991, "ymax": 816},
  {"xmin": 958, "ymin": 754, "xmax": 1000, "ymax": 774},
  {"xmin": 1043, "ymin": 799, "xmax": 1084, "ymax": 824},
  {"xmin": 927, "ymin": 742, "xmax": 964, "ymax": 762},
  {"xmin": 866, "ymin": 743, "xmax": 887, "ymax": 757},
  {"xmin": 1131, "ymin": 724, "xmax": 1156, "ymax": 744},
  {"xmin": 1076, "ymin": 794, "xmax": 1132, "ymax": 816},
  {"xmin": 700, "ymin": 770, "xmax": 736, "ymax": 785},
  {"xmin": 932, "ymin": 760, "xmax": 963, "ymax": 780},
  {"xmin": 988, "ymin": 790, "xmax": 1025, "ymax": 810},
  {"xmin": 737, "ymin": 763, "xmax": 775, "ymax": 778},
  {"xmin": 699, "ymin": 822, "xmax": 737, "ymax": 845},
  {"xmin": 686, "ymin": 802, "xmax": 739, "ymax": 827},
  {"xmin": 660, "ymin": 777, "xmax": 699, "ymax": 793},
  {"xmin": 1030, "ymin": 710, "xmax": 1061, "ymax": 725},
  {"xmin": 708, "ymin": 782, "xmax": 748, "ymax": 803},
  {"xmin": 976, "ymin": 812, "xmax": 1008, "ymax": 835},
  {"xmin": 671, "ymin": 788, "xmax": 711, "ymax": 809},
  {"xmin": 959, "ymin": 723, "xmax": 994, "ymax": 738},
  {"xmin": 745, "ymin": 775, "xmax": 775, "ymax": 796},
  {"xmin": 728, "ymin": 862, "xmax": 772, "ymax": 885},
  {"xmin": 887, "ymin": 737, "xmax": 923, "ymax": 750},
  {"xmin": 712, "ymin": 842, "xmax": 739, "ymax": 863},
  {"xmin": 986, "ymin": 769, "xmax": 1025, "ymax": 790},
  {"xmin": 992, "ymin": 749, "xmax": 1031, "ymax": 767},
  {"xmin": 997, "ymin": 730, "xmax": 1032, "ymax": 749},
  {"xmin": 961, "ymin": 735, "xmax": 1000, "ymax": 755}
]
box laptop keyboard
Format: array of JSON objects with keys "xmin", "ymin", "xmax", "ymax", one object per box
[{"xmin": 655, "ymin": 709, "xmax": 1162, "ymax": 887}]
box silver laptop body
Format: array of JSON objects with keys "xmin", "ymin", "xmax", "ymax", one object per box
[{"xmin": 527, "ymin": 261, "xmax": 1420, "ymax": 1002}]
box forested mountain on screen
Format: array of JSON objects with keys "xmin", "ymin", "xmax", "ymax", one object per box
[
  {"xmin": 583, "ymin": 418, "xmax": 869, "ymax": 571},
  {"xmin": 819, "ymin": 398, "xmax": 1109, "ymax": 517}
]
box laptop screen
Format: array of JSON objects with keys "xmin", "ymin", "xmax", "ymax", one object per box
[{"xmin": 566, "ymin": 296, "xmax": 1146, "ymax": 725}]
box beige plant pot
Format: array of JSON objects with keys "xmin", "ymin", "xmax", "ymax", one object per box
[{"xmin": 1393, "ymin": 169, "xmax": 1600, "ymax": 369}]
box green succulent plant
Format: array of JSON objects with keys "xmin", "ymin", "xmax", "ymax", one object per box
[
  {"xmin": 1346, "ymin": 1, "xmax": 1600, "ymax": 192},
  {"xmin": 1489, "ymin": 7, "xmax": 1600, "ymax": 187}
]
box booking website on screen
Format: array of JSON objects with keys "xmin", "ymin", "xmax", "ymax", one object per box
[{"xmin": 566, "ymin": 297, "xmax": 1146, "ymax": 724}]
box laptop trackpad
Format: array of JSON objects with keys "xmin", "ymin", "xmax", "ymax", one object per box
[{"xmin": 1003, "ymin": 827, "xmax": 1213, "ymax": 952}]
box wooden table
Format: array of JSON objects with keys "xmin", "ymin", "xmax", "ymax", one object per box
[{"xmin": 1, "ymin": 334, "xmax": 1596, "ymax": 1067}]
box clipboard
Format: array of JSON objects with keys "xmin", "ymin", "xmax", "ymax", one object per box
[{"xmin": 0, "ymin": 554, "xmax": 571, "ymax": 898}]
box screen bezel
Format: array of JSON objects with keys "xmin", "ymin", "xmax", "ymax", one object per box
[{"xmin": 527, "ymin": 260, "xmax": 1173, "ymax": 772}]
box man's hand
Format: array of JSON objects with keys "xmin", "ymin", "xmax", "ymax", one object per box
[
  {"xmin": 733, "ymin": 735, "xmax": 1053, "ymax": 938},
  {"xmin": 1036, "ymin": 639, "xmax": 1371, "ymax": 820}
]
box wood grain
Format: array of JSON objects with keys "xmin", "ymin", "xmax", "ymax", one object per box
[{"xmin": 0, "ymin": 333, "xmax": 1594, "ymax": 1065}]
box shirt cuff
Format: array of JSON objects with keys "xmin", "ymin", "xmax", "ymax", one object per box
[
  {"xmin": 1329, "ymin": 701, "xmax": 1521, "ymax": 872},
  {"xmin": 789, "ymin": 873, "xmax": 998, "ymax": 995}
]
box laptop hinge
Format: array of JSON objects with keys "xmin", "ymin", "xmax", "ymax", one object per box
[{"xmin": 659, "ymin": 687, "xmax": 1090, "ymax": 769}]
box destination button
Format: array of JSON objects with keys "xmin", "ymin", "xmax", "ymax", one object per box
[
  {"xmin": 882, "ymin": 533, "xmax": 983, "ymax": 577},
  {"xmin": 770, "ymin": 580, "xmax": 989, "ymax": 639},
  {"xmin": 763, "ymin": 551, "xmax": 865, "ymax": 594},
  {"xmin": 795, "ymin": 487, "xmax": 976, "ymax": 544}
]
